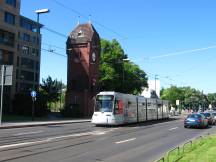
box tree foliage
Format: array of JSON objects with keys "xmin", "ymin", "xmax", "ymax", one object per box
[
  {"xmin": 40, "ymin": 76, "xmax": 64, "ymax": 108},
  {"xmin": 160, "ymin": 86, "xmax": 213, "ymax": 110},
  {"xmin": 207, "ymin": 93, "xmax": 216, "ymax": 107},
  {"xmin": 99, "ymin": 39, "xmax": 148, "ymax": 94}
]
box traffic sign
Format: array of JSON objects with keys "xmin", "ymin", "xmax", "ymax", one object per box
[
  {"xmin": 0, "ymin": 65, "xmax": 13, "ymax": 86},
  {"xmin": 176, "ymin": 100, "xmax": 179, "ymax": 106},
  {"xmin": 31, "ymin": 91, "xmax": 37, "ymax": 98}
]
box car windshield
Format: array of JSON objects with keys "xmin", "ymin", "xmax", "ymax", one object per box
[
  {"xmin": 95, "ymin": 95, "xmax": 114, "ymax": 112},
  {"xmin": 187, "ymin": 114, "xmax": 202, "ymax": 119}
]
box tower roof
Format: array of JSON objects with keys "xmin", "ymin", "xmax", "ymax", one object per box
[{"xmin": 68, "ymin": 23, "xmax": 99, "ymax": 44}]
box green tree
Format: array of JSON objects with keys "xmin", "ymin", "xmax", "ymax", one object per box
[
  {"xmin": 99, "ymin": 39, "xmax": 148, "ymax": 94},
  {"xmin": 161, "ymin": 86, "xmax": 205, "ymax": 110},
  {"xmin": 207, "ymin": 93, "xmax": 216, "ymax": 107},
  {"xmin": 40, "ymin": 76, "xmax": 63, "ymax": 108},
  {"xmin": 160, "ymin": 85, "xmax": 183, "ymax": 107}
]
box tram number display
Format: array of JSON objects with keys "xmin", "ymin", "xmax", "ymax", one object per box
[{"xmin": 97, "ymin": 95, "xmax": 114, "ymax": 101}]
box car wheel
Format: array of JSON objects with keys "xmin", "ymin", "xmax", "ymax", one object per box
[{"xmin": 184, "ymin": 125, "xmax": 187, "ymax": 128}]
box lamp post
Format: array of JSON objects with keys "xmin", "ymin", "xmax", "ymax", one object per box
[
  {"xmin": 30, "ymin": 9, "xmax": 49, "ymax": 121},
  {"xmin": 34, "ymin": 8, "xmax": 50, "ymax": 90},
  {"xmin": 155, "ymin": 74, "xmax": 158, "ymax": 97},
  {"xmin": 122, "ymin": 58, "xmax": 130, "ymax": 92}
]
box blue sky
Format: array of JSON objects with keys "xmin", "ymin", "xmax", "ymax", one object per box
[{"xmin": 20, "ymin": 0, "xmax": 216, "ymax": 94}]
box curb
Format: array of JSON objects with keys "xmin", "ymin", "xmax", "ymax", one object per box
[{"xmin": 0, "ymin": 120, "xmax": 91, "ymax": 129}]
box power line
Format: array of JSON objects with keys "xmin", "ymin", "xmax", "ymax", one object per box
[
  {"xmin": 43, "ymin": 26, "xmax": 68, "ymax": 38},
  {"xmin": 41, "ymin": 48, "xmax": 67, "ymax": 57},
  {"xmin": 42, "ymin": 42, "xmax": 66, "ymax": 51},
  {"xmin": 51, "ymin": 0, "xmax": 127, "ymax": 40},
  {"xmin": 168, "ymin": 54, "xmax": 216, "ymax": 78},
  {"xmin": 135, "ymin": 44, "xmax": 216, "ymax": 63},
  {"xmin": 149, "ymin": 44, "xmax": 216, "ymax": 59}
]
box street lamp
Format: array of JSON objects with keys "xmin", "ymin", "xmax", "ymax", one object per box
[
  {"xmin": 122, "ymin": 58, "xmax": 130, "ymax": 92},
  {"xmin": 155, "ymin": 74, "xmax": 158, "ymax": 97},
  {"xmin": 30, "ymin": 8, "xmax": 49, "ymax": 121},
  {"xmin": 33, "ymin": 8, "xmax": 50, "ymax": 90}
]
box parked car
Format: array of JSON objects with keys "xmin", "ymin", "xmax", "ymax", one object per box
[
  {"xmin": 200, "ymin": 112, "xmax": 215, "ymax": 125},
  {"xmin": 184, "ymin": 113, "xmax": 208, "ymax": 128}
]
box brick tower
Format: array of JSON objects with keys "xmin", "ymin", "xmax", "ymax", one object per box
[{"xmin": 65, "ymin": 23, "xmax": 100, "ymax": 117}]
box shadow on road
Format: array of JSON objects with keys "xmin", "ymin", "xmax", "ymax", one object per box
[
  {"xmin": 97, "ymin": 117, "xmax": 180, "ymax": 128},
  {"xmin": 124, "ymin": 118, "xmax": 178, "ymax": 128}
]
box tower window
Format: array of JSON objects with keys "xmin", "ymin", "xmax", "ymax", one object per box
[{"xmin": 77, "ymin": 30, "xmax": 84, "ymax": 37}]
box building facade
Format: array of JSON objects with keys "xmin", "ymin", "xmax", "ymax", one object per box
[
  {"xmin": 66, "ymin": 23, "xmax": 100, "ymax": 117},
  {"xmin": 0, "ymin": 0, "xmax": 42, "ymax": 111}
]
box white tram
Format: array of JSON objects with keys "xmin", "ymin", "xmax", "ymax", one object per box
[{"xmin": 91, "ymin": 91, "xmax": 169, "ymax": 125}]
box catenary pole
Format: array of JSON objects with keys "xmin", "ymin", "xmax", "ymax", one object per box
[{"xmin": 0, "ymin": 65, "xmax": 5, "ymax": 125}]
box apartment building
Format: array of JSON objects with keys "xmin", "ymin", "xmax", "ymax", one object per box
[{"xmin": 0, "ymin": 0, "xmax": 42, "ymax": 111}]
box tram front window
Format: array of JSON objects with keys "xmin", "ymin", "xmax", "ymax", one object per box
[{"xmin": 95, "ymin": 95, "xmax": 114, "ymax": 112}]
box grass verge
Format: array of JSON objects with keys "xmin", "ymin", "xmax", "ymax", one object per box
[{"xmin": 158, "ymin": 134, "xmax": 216, "ymax": 162}]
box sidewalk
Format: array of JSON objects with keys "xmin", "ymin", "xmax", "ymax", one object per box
[{"xmin": 0, "ymin": 119, "xmax": 91, "ymax": 129}]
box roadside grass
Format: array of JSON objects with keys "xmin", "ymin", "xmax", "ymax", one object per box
[
  {"xmin": 179, "ymin": 135, "xmax": 216, "ymax": 162},
  {"xmin": 158, "ymin": 134, "xmax": 216, "ymax": 162}
]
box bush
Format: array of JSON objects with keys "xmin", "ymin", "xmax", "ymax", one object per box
[
  {"xmin": 12, "ymin": 92, "xmax": 49, "ymax": 116},
  {"xmin": 60, "ymin": 104, "xmax": 83, "ymax": 118},
  {"xmin": 12, "ymin": 93, "xmax": 32, "ymax": 115}
]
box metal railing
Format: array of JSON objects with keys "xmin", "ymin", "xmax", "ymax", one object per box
[
  {"xmin": 182, "ymin": 140, "xmax": 192, "ymax": 154},
  {"xmin": 167, "ymin": 146, "xmax": 181, "ymax": 162},
  {"xmin": 155, "ymin": 133, "xmax": 211, "ymax": 162}
]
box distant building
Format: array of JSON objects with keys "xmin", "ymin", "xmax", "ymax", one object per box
[
  {"xmin": 66, "ymin": 22, "xmax": 100, "ymax": 117},
  {"xmin": 141, "ymin": 80, "xmax": 160, "ymax": 98},
  {"xmin": 0, "ymin": 0, "xmax": 42, "ymax": 111}
]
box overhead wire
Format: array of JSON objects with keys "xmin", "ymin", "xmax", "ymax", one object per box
[
  {"xmin": 42, "ymin": 42, "xmax": 66, "ymax": 51},
  {"xmin": 43, "ymin": 26, "xmax": 68, "ymax": 38},
  {"xmin": 150, "ymin": 44, "xmax": 216, "ymax": 60},
  {"xmin": 41, "ymin": 48, "xmax": 67, "ymax": 57},
  {"xmin": 51, "ymin": 0, "xmax": 127, "ymax": 40}
]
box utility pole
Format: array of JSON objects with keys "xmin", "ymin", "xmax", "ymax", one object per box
[
  {"xmin": 60, "ymin": 79, "xmax": 62, "ymax": 110},
  {"xmin": 122, "ymin": 58, "xmax": 130, "ymax": 92},
  {"xmin": 34, "ymin": 8, "xmax": 50, "ymax": 90},
  {"xmin": 202, "ymin": 90, "xmax": 204, "ymax": 112},
  {"xmin": 155, "ymin": 75, "xmax": 158, "ymax": 97},
  {"xmin": 0, "ymin": 65, "xmax": 5, "ymax": 125}
]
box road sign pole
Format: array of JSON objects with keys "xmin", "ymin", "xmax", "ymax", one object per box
[
  {"xmin": 32, "ymin": 98, "xmax": 35, "ymax": 121},
  {"xmin": 31, "ymin": 91, "xmax": 37, "ymax": 121},
  {"xmin": 0, "ymin": 65, "xmax": 5, "ymax": 125}
]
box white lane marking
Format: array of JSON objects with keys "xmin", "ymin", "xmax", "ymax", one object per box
[
  {"xmin": 14, "ymin": 130, "xmax": 44, "ymax": 136},
  {"xmin": 0, "ymin": 139, "xmax": 50, "ymax": 149},
  {"xmin": 115, "ymin": 138, "xmax": 136, "ymax": 144},
  {"xmin": 169, "ymin": 127, "xmax": 178, "ymax": 131},
  {"xmin": 0, "ymin": 128, "xmax": 119, "ymax": 149}
]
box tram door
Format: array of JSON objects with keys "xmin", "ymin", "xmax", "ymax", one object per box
[
  {"xmin": 137, "ymin": 97, "xmax": 146, "ymax": 122},
  {"xmin": 123, "ymin": 98, "xmax": 129, "ymax": 123}
]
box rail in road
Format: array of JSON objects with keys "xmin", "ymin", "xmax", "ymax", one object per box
[{"xmin": 0, "ymin": 117, "xmax": 215, "ymax": 162}]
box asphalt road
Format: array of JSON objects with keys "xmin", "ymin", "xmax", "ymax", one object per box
[{"xmin": 0, "ymin": 117, "xmax": 216, "ymax": 162}]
